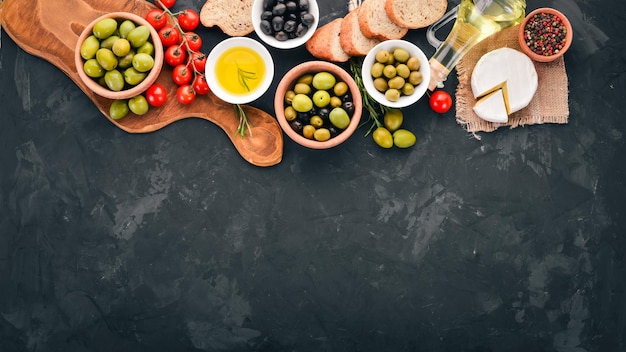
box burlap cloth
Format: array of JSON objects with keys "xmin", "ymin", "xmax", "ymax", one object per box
[{"xmin": 455, "ymin": 25, "xmax": 569, "ymax": 137}]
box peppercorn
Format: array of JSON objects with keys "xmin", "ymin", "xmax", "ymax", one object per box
[{"xmin": 523, "ymin": 12, "xmax": 567, "ymax": 56}]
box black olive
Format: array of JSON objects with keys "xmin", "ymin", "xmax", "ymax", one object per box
[
  {"xmin": 318, "ymin": 107, "xmax": 330, "ymax": 119},
  {"xmin": 272, "ymin": 3, "xmax": 287, "ymax": 15},
  {"xmin": 284, "ymin": 20, "xmax": 297, "ymax": 33},
  {"xmin": 260, "ymin": 20, "xmax": 273, "ymax": 35},
  {"xmin": 301, "ymin": 13, "xmax": 315, "ymax": 26},
  {"xmin": 272, "ymin": 16, "xmax": 284, "ymax": 31},
  {"xmin": 261, "ymin": 11, "xmax": 273, "ymax": 21},
  {"xmin": 298, "ymin": 0, "xmax": 309, "ymax": 11},
  {"xmin": 275, "ymin": 31, "xmax": 289, "ymax": 41},
  {"xmin": 287, "ymin": 13, "xmax": 298, "ymax": 22},
  {"xmin": 297, "ymin": 112, "xmax": 310, "ymax": 123},
  {"xmin": 328, "ymin": 126, "xmax": 341, "ymax": 136},
  {"xmin": 342, "ymin": 101, "xmax": 355, "ymax": 116},
  {"xmin": 342, "ymin": 93, "xmax": 352, "ymax": 103},
  {"xmin": 285, "ymin": 1, "xmax": 298, "ymax": 13},
  {"xmin": 295, "ymin": 23, "xmax": 308, "ymax": 37},
  {"xmin": 263, "ymin": 0, "xmax": 275, "ymax": 10},
  {"xmin": 289, "ymin": 120, "xmax": 303, "ymax": 134}
]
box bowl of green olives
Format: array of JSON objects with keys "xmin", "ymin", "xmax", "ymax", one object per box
[
  {"xmin": 274, "ymin": 61, "xmax": 362, "ymax": 149},
  {"xmin": 252, "ymin": 0, "xmax": 319, "ymax": 49},
  {"xmin": 361, "ymin": 40, "xmax": 430, "ymax": 108},
  {"xmin": 75, "ymin": 12, "xmax": 163, "ymax": 100}
]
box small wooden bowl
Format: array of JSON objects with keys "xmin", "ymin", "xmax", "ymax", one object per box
[
  {"xmin": 518, "ymin": 8, "xmax": 573, "ymax": 63},
  {"xmin": 75, "ymin": 12, "xmax": 163, "ymax": 100},
  {"xmin": 274, "ymin": 61, "xmax": 362, "ymax": 149}
]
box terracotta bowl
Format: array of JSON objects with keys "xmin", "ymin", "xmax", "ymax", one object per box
[
  {"xmin": 75, "ymin": 12, "xmax": 163, "ymax": 100},
  {"xmin": 518, "ymin": 8, "xmax": 573, "ymax": 63},
  {"xmin": 274, "ymin": 61, "xmax": 362, "ymax": 149}
]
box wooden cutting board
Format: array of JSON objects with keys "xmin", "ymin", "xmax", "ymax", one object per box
[{"xmin": 0, "ymin": 0, "xmax": 283, "ymax": 167}]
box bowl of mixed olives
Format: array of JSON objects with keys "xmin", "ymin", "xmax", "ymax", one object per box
[
  {"xmin": 274, "ymin": 61, "xmax": 362, "ymax": 149},
  {"xmin": 361, "ymin": 40, "xmax": 430, "ymax": 108},
  {"xmin": 75, "ymin": 12, "xmax": 163, "ymax": 100},
  {"xmin": 252, "ymin": 0, "xmax": 319, "ymax": 49}
]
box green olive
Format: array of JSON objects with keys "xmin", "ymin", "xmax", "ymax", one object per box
[
  {"xmin": 303, "ymin": 124, "xmax": 316, "ymax": 139},
  {"xmin": 83, "ymin": 59, "xmax": 105, "ymax": 78},
  {"xmin": 80, "ymin": 35, "xmax": 100, "ymax": 60},
  {"xmin": 93, "ymin": 18, "xmax": 118, "ymax": 39},
  {"xmin": 136, "ymin": 41, "xmax": 155, "ymax": 56},
  {"xmin": 402, "ymin": 83, "xmax": 415, "ymax": 96},
  {"xmin": 291, "ymin": 94, "xmax": 313, "ymax": 113},
  {"xmin": 312, "ymin": 72, "xmax": 336, "ymax": 90},
  {"xmin": 385, "ymin": 89, "xmax": 401, "ymax": 102},
  {"xmin": 132, "ymin": 53, "xmax": 154, "ymax": 73},
  {"xmin": 388, "ymin": 76, "xmax": 405, "ymax": 90},
  {"xmin": 112, "ymin": 38, "xmax": 131, "ymax": 57},
  {"xmin": 408, "ymin": 71, "xmax": 423, "ymax": 85},
  {"xmin": 128, "ymin": 95, "xmax": 149, "ymax": 115},
  {"xmin": 104, "ymin": 69, "xmax": 125, "ymax": 91},
  {"xmin": 393, "ymin": 48, "xmax": 410, "ymax": 63},
  {"xmin": 329, "ymin": 107, "xmax": 350, "ymax": 129},
  {"xmin": 393, "ymin": 129, "xmax": 416, "ymax": 148},
  {"xmin": 383, "ymin": 109, "xmax": 403, "ymax": 132},
  {"xmin": 371, "ymin": 62, "xmax": 385, "ymax": 78},
  {"xmin": 373, "ymin": 77, "xmax": 388, "ymax": 92},
  {"xmin": 294, "ymin": 82, "xmax": 311, "ymax": 95},
  {"xmin": 372, "ymin": 127, "xmax": 393, "ymax": 148},
  {"xmin": 297, "ymin": 74, "xmax": 313, "ymax": 85},
  {"xmin": 284, "ymin": 90, "xmax": 296, "ymax": 105},
  {"xmin": 124, "ymin": 67, "xmax": 147, "ymax": 85},
  {"xmin": 118, "ymin": 20, "xmax": 136, "ymax": 39},
  {"xmin": 109, "ymin": 99, "xmax": 129, "ymax": 120},
  {"xmin": 383, "ymin": 65, "xmax": 397, "ymax": 79},
  {"xmin": 127, "ymin": 25, "xmax": 151, "ymax": 48},
  {"xmin": 375, "ymin": 50, "xmax": 390, "ymax": 64},
  {"xmin": 95, "ymin": 48, "xmax": 118, "ymax": 71},
  {"xmin": 284, "ymin": 106, "xmax": 297, "ymax": 121},
  {"xmin": 333, "ymin": 81, "xmax": 348, "ymax": 96},
  {"xmin": 406, "ymin": 57, "xmax": 420, "ymax": 71},
  {"xmin": 330, "ymin": 96, "xmax": 343, "ymax": 108},
  {"xmin": 309, "ymin": 115, "xmax": 324, "ymax": 128},
  {"xmin": 314, "ymin": 128, "xmax": 331, "ymax": 142},
  {"xmin": 100, "ymin": 35, "xmax": 120, "ymax": 50},
  {"xmin": 117, "ymin": 50, "xmax": 135, "ymax": 69},
  {"xmin": 396, "ymin": 64, "xmax": 410, "ymax": 79}
]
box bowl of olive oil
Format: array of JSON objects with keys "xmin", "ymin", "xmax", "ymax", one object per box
[{"xmin": 205, "ymin": 37, "xmax": 275, "ymax": 104}]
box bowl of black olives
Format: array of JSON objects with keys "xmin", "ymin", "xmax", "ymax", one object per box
[
  {"xmin": 274, "ymin": 61, "xmax": 362, "ymax": 149},
  {"xmin": 252, "ymin": 0, "xmax": 319, "ymax": 49}
]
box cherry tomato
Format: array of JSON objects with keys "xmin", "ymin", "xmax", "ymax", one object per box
[
  {"xmin": 145, "ymin": 83, "xmax": 168, "ymax": 107},
  {"xmin": 145, "ymin": 9, "xmax": 167, "ymax": 30},
  {"xmin": 164, "ymin": 45, "xmax": 187, "ymax": 66},
  {"xmin": 158, "ymin": 26, "xmax": 181, "ymax": 47},
  {"xmin": 183, "ymin": 32, "xmax": 202, "ymax": 52},
  {"xmin": 172, "ymin": 64, "xmax": 193, "ymax": 85},
  {"xmin": 176, "ymin": 84, "xmax": 196, "ymax": 105},
  {"xmin": 193, "ymin": 75, "xmax": 210, "ymax": 95},
  {"xmin": 178, "ymin": 9, "xmax": 200, "ymax": 31},
  {"xmin": 155, "ymin": 0, "xmax": 176, "ymax": 9},
  {"xmin": 429, "ymin": 90, "xmax": 453, "ymax": 114},
  {"xmin": 190, "ymin": 51, "xmax": 207, "ymax": 72}
]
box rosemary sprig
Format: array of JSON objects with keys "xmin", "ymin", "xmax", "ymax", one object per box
[
  {"xmin": 349, "ymin": 57, "xmax": 391, "ymax": 136},
  {"xmin": 234, "ymin": 104, "xmax": 253, "ymax": 138},
  {"xmin": 237, "ymin": 64, "xmax": 257, "ymax": 92}
]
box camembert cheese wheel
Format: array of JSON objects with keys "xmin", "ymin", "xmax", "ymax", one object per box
[{"xmin": 471, "ymin": 48, "xmax": 538, "ymax": 123}]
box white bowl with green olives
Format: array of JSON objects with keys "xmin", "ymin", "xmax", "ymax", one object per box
[
  {"xmin": 275, "ymin": 61, "xmax": 362, "ymax": 149},
  {"xmin": 361, "ymin": 40, "xmax": 430, "ymax": 108},
  {"xmin": 74, "ymin": 12, "xmax": 163, "ymax": 100},
  {"xmin": 252, "ymin": 0, "xmax": 319, "ymax": 49}
]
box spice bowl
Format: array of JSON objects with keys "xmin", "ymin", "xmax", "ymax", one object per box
[
  {"xmin": 205, "ymin": 37, "xmax": 274, "ymax": 104},
  {"xmin": 274, "ymin": 61, "xmax": 362, "ymax": 149},
  {"xmin": 518, "ymin": 7, "xmax": 573, "ymax": 63}
]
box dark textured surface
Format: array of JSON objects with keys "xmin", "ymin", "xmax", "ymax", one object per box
[{"xmin": 1, "ymin": 0, "xmax": 625, "ymax": 351}]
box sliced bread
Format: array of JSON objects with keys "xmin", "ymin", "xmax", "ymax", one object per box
[
  {"xmin": 385, "ymin": 0, "xmax": 448, "ymax": 29},
  {"xmin": 305, "ymin": 18, "xmax": 351, "ymax": 62},
  {"xmin": 357, "ymin": 0, "xmax": 408, "ymax": 41},
  {"xmin": 339, "ymin": 7, "xmax": 381, "ymax": 57},
  {"xmin": 200, "ymin": 0, "xmax": 254, "ymax": 37}
]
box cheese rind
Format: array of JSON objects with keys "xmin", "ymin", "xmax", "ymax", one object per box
[
  {"xmin": 471, "ymin": 48, "xmax": 538, "ymax": 115},
  {"xmin": 473, "ymin": 89, "xmax": 508, "ymax": 123}
]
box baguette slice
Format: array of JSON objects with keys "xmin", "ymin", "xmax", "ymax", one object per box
[
  {"xmin": 200, "ymin": 0, "xmax": 254, "ymax": 37},
  {"xmin": 340, "ymin": 7, "xmax": 381, "ymax": 56},
  {"xmin": 306, "ymin": 18, "xmax": 351, "ymax": 62},
  {"xmin": 357, "ymin": 0, "xmax": 408, "ymax": 41},
  {"xmin": 385, "ymin": 0, "xmax": 448, "ymax": 29}
]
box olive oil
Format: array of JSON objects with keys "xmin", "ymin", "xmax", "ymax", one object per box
[
  {"xmin": 215, "ymin": 46, "xmax": 265, "ymax": 95},
  {"xmin": 428, "ymin": 0, "xmax": 526, "ymax": 90}
]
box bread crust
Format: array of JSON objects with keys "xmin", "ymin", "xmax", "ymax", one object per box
[
  {"xmin": 357, "ymin": 0, "xmax": 408, "ymax": 41},
  {"xmin": 200, "ymin": 0, "xmax": 254, "ymax": 37},
  {"xmin": 384, "ymin": 0, "xmax": 448, "ymax": 29},
  {"xmin": 340, "ymin": 8, "xmax": 381, "ymax": 56},
  {"xmin": 306, "ymin": 18, "xmax": 350, "ymax": 62}
]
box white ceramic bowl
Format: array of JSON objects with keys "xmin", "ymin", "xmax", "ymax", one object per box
[
  {"xmin": 361, "ymin": 40, "xmax": 431, "ymax": 108},
  {"xmin": 251, "ymin": 0, "xmax": 319, "ymax": 50},
  {"xmin": 205, "ymin": 37, "xmax": 274, "ymax": 104}
]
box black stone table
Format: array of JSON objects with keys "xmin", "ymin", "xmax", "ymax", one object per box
[{"xmin": 1, "ymin": 0, "xmax": 624, "ymax": 351}]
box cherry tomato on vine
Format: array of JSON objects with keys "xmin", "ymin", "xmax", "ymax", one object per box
[
  {"xmin": 193, "ymin": 75, "xmax": 210, "ymax": 95},
  {"xmin": 172, "ymin": 64, "xmax": 193, "ymax": 85},
  {"xmin": 429, "ymin": 90, "xmax": 453, "ymax": 113},
  {"xmin": 164, "ymin": 45, "xmax": 187, "ymax": 66},
  {"xmin": 158, "ymin": 26, "xmax": 181, "ymax": 47},
  {"xmin": 183, "ymin": 32, "xmax": 202, "ymax": 52},
  {"xmin": 178, "ymin": 10, "xmax": 200, "ymax": 31},
  {"xmin": 155, "ymin": 0, "xmax": 176, "ymax": 9},
  {"xmin": 190, "ymin": 52, "xmax": 207, "ymax": 72},
  {"xmin": 176, "ymin": 84, "xmax": 196, "ymax": 105},
  {"xmin": 145, "ymin": 9, "xmax": 167, "ymax": 30},
  {"xmin": 145, "ymin": 83, "xmax": 168, "ymax": 107}
]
